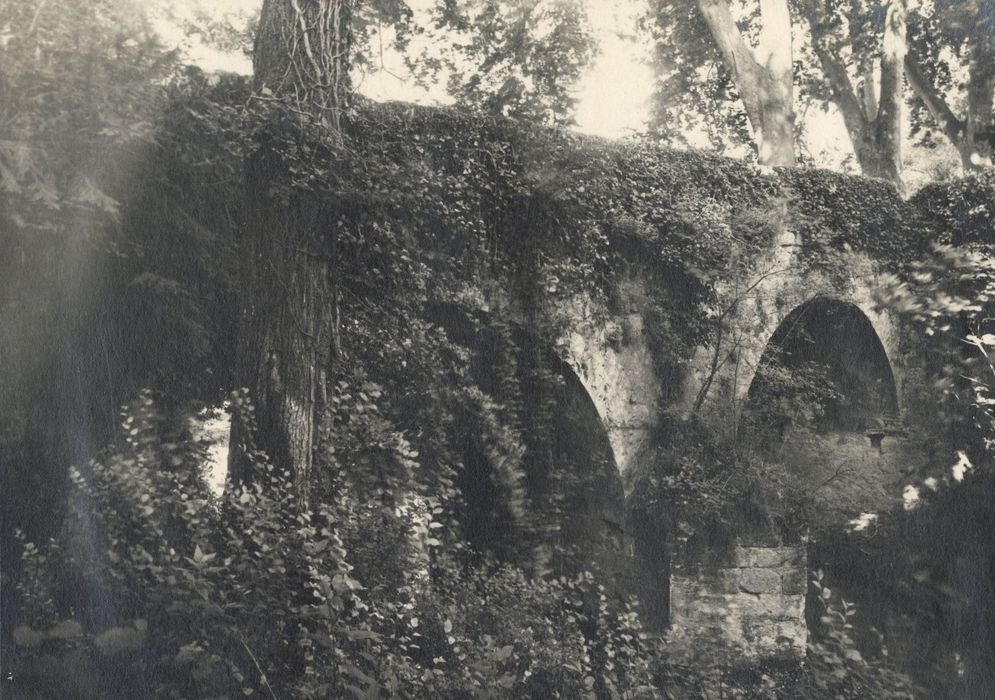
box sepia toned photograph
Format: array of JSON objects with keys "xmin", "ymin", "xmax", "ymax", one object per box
[{"xmin": 1, "ymin": 0, "xmax": 993, "ymax": 696}]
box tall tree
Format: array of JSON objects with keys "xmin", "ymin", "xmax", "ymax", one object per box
[
  {"xmin": 796, "ymin": 0, "xmax": 908, "ymax": 184},
  {"xmin": 646, "ymin": 0, "xmax": 917, "ymax": 179},
  {"xmin": 253, "ymin": 0, "xmax": 354, "ymax": 131},
  {"xmin": 905, "ymin": 0, "xmax": 995, "ymax": 170},
  {"xmin": 696, "ymin": 0, "xmax": 797, "ymax": 165},
  {"xmin": 228, "ymin": 0, "xmax": 354, "ymax": 502},
  {"xmin": 643, "ymin": 0, "xmax": 751, "ymax": 153},
  {"xmin": 227, "ymin": 0, "xmax": 603, "ymax": 500},
  {"xmin": 646, "ymin": 0, "xmax": 797, "ymax": 166}
]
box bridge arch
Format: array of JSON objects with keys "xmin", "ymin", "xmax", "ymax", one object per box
[
  {"xmin": 563, "ymin": 307, "xmax": 662, "ymax": 486},
  {"xmin": 741, "ymin": 295, "xmax": 910, "ymax": 518},
  {"xmin": 744, "ymin": 296, "xmax": 900, "ymax": 432},
  {"xmin": 428, "ymin": 303, "xmax": 627, "ymax": 574}
]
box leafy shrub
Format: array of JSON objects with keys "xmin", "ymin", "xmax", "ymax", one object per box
[
  {"xmin": 628, "ymin": 414, "xmax": 813, "ymax": 554},
  {"xmin": 6, "ymin": 393, "xmax": 673, "ymax": 699},
  {"xmin": 9, "ymin": 392, "xmax": 365, "ymax": 698},
  {"xmin": 803, "ymin": 571, "xmax": 917, "ymax": 699}
]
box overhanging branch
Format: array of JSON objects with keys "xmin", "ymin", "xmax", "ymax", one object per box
[{"xmin": 904, "ymin": 53, "xmax": 964, "ymax": 145}]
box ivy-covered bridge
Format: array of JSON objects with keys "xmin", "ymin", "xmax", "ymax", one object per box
[
  {"xmin": 558, "ymin": 198, "xmax": 917, "ymax": 658},
  {"xmin": 312, "ymin": 102, "xmax": 991, "ymax": 659},
  {"xmin": 7, "ymin": 84, "xmax": 992, "ymax": 671}
]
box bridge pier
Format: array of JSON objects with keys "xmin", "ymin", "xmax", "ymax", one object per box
[{"xmin": 669, "ymin": 541, "xmax": 808, "ymax": 660}]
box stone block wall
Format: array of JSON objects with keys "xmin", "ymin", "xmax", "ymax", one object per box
[{"xmin": 669, "ymin": 545, "xmax": 807, "ymax": 659}]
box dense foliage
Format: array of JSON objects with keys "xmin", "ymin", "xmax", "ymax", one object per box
[
  {"xmin": 9, "ymin": 394, "xmax": 660, "ymax": 698},
  {"xmin": 415, "ymin": 0, "xmax": 598, "ymax": 125},
  {"xmin": 3, "ymin": 1, "xmax": 995, "ymax": 694}
]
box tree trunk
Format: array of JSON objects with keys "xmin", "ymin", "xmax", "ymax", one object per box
[
  {"xmin": 695, "ymin": 0, "xmax": 796, "ymax": 166},
  {"xmin": 762, "ymin": 92, "xmax": 795, "ymax": 166},
  {"xmin": 905, "ymin": 48, "xmax": 995, "ymax": 172},
  {"xmin": 254, "ymin": 0, "xmax": 353, "ymax": 131},
  {"xmin": 750, "ymin": 69, "xmax": 796, "ymax": 167},
  {"xmin": 962, "ymin": 55, "xmax": 995, "ymax": 169},
  {"xmin": 852, "ymin": 131, "xmax": 899, "ymax": 182},
  {"xmin": 754, "ymin": 0, "xmax": 796, "ymax": 166},
  {"xmin": 228, "ymin": 174, "xmax": 336, "ymax": 503},
  {"xmin": 869, "ymin": 0, "xmax": 905, "ymax": 184},
  {"xmin": 229, "ymin": 0, "xmax": 352, "ymax": 504},
  {"xmin": 803, "ymin": 0, "xmax": 905, "ymax": 185}
]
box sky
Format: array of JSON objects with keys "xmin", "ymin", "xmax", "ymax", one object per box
[
  {"xmin": 158, "ymin": 1, "xmax": 970, "ymax": 189},
  {"xmin": 363, "ymin": 0, "xmax": 660, "ymax": 138},
  {"xmin": 156, "ymin": 0, "xmax": 972, "ymax": 187}
]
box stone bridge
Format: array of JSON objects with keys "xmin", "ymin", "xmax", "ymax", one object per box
[
  {"xmin": 534, "ymin": 221, "xmax": 921, "ymax": 658},
  {"xmin": 565, "ymin": 229, "xmax": 906, "ymax": 485}
]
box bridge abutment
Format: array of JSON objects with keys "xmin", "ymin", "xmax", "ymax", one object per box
[{"xmin": 669, "ymin": 542, "xmax": 807, "ymax": 660}]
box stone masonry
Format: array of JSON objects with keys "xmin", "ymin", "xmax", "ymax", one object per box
[
  {"xmin": 669, "ymin": 545, "xmax": 807, "ymax": 659},
  {"xmin": 538, "ymin": 228, "xmax": 919, "ymax": 660}
]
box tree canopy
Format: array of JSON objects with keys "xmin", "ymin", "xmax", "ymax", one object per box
[{"xmin": 643, "ymin": 0, "xmax": 995, "ymax": 181}]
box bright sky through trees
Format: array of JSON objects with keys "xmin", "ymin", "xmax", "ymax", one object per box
[
  {"xmin": 153, "ymin": 0, "xmax": 656, "ymax": 137},
  {"xmin": 151, "ymin": 0, "xmax": 959, "ymax": 181}
]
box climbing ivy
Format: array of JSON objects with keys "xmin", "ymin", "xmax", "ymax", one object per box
[
  {"xmin": 910, "ymin": 169, "xmax": 995, "ymax": 245},
  {"xmin": 6, "ymin": 63, "xmax": 993, "ymax": 698}
]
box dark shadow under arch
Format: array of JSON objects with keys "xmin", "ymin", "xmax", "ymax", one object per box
[
  {"xmin": 426, "ymin": 303, "xmax": 626, "ymax": 579},
  {"xmin": 740, "ymin": 295, "xmax": 913, "ymax": 527},
  {"xmin": 745, "ymin": 296, "xmax": 899, "ymax": 438}
]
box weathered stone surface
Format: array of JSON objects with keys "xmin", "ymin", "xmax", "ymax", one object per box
[
  {"xmin": 738, "ymin": 568, "xmax": 782, "ymax": 594},
  {"xmin": 714, "ymin": 569, "xmax": 744, "ymax": 595},
  {"xmin": 563, "ymin": 294, "xmax": 660, "ymax": 481},
  {"xmin": 670, "ymin": 589, "xmax": 807, "ymax": 659},
  {"xmin": 670, "ymin": 542, "xmax": 808, "ymax": 659},
  {"xmin": 738, "ymin": 617, "xmax": 807, "ymax": 657},
  {"xmin": 669, "ymin": 578, "xmax": 691, "ymax": 613},
  {"xmin": 735, "ymin": 546, "xmax": 805, "ymax": 568},
  {"xmin": 739, "ymin": 593, "xmax": 805, "ymax": 619}
]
